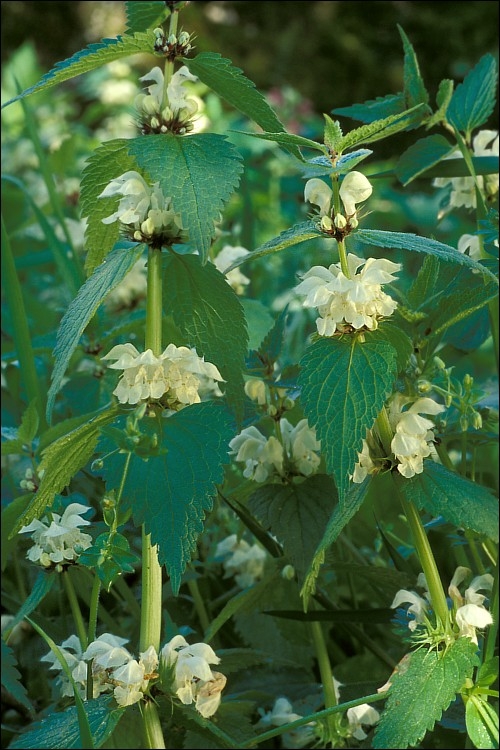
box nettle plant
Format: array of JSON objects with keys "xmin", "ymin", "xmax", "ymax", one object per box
[{"xmin": 1, "ymin": 2, "xmax": 499, "ymax": 749}]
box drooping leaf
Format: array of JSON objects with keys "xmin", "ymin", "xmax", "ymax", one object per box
[
  {"xmin": 398, "ymin": 25, "xmax": 430, "ymax": 111},
  {"xmin": 1, "ymin": 638, "xmax": 34, "ymax": 714},
  {"xmin": 447, "ymin": 54, "xmax": 498, "ymax": 136},
  {"xmin": 46, "ymin": 242, "xmax": 145, "ymax": 421},
  {"xmin": 224, "ymin": 221, "xmax": 324, "ymax": 272},
  {"xmin": 353, "ymin": 229, "xmax": 499, "ymax": 282},
  {"xmin": 332, "ymin": 93, "xmax": 406, "ymax": 123},
  {"xmin": 11, "ymin": 407, "xmax": 118, "ymax": 535},
  {"xmin": 298, "ymin": 336, "xmax": 398, "ymax": 499},
  {"xmin": 395, "ymin": 463, "xmax": 499, "ymax": 542},
  {"xmin": 338, "ymin": 104, "xmax": 427, "ymax": 152},
  {"xmin": 2, "ymin": 571, "xmax": 55, "ymax": 634},
  {"xmin": 99, "ymin": 403, "xmax": 235, "ymax": 594},
  {"xmin": 163, "ymin": 253, "xmax": 248, "ymax": 423},
  {"xmin": 80, "ymin": 139, "xmax": 139, "ymax": 273},
  {"xmin": 300, "ymin": 478, "xmax": 372, "ymax": 606},
  {"xmin": 1, "ymin": 33, "xmax": 157, "ymax": 109},
  {"xmin": 248, "ymin": 474, "xmax": 338, "ymax": 584},
  {"xmin": 127, "ymin": 134, "xmax": 243, "ymax": 263},
  {"xmin": 395, "ymin": 135, "xmax": 455, "ymax": 185},
  {"xmin": 466, "ymin": 696, "xmax": 499, "ymax": 750},
  {"xmin": 238, "ymin": 130, "xmax": 326, "ymax": 155},
  {"xmin": 8, "ymin": 697, "xmax": 124, "ymax": 749},
  {"xmin": 125, "ymin": 1, "xmax": 168, "ymax": 33},
  {"xmin": 373, "ymin": 639, "xmax": 479, "ymax": 749}
]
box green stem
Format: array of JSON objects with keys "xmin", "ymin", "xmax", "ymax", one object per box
[
  {"xmin": 187, "ymin": 577, "xmax": 211, "ymax": 636},
  {"xmin": 337, "ymin": 238, "xmax": 350, "ymax": 279},
  {"xmin": 145, "ymin": 248, "xmax": 163, "ymax": 355},
  {"xmin": 62, "ymin": 571, "xmax": 88, "ymax": 650},
  {"xmin": 86, "ymin": 576, "xmax": 101, "ymax": 701},
  {"xmin": 309, "ymin": 619, "xmax": 339, "ymax": 738},
  {"xmin": 484, "ymin": 559, "xmax": 498, "ymax": 663},
  {"xmin": 162, "ymin": 10, "xmax": 179, "ymax": 102},
  {"xmin": 1, "ymin": 217, "xmax": 47, "ymax": 431},
  {"xmin": 375, "ymin": 405, "xmax": 394, "ymax": 458},
  {"xmin": 142, "ymin": 701, "xmax": 167, "ymax": 749},
  {"xmin": 398, "ymin": 491, "xmax": 450, "ymax": 630}
]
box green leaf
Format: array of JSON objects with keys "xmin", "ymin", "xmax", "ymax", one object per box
[
  {"xmin": 224, "ymin": 221, "xmax": 323, "ymax": 272},
  {"xmin": 373, "ymin": 639, "xmax": 479, "ymax": 749},
  {"xmin": 100, "ymin": 404, "xmax": 235, "ymax": 594},
  {"xmin": 323, "ymin": 115, "xmax": 344, "ymax": 152},
  {"xmin": 447, "ymin": 54, "xmax": 498, "ymax": 136},
  {"xmin": 426, "ymin": 79, "xmax": 454, "ymax": 129},
  {"xmin": 398, "ymin": 25, "xmax": 430, "ymax": 110},
  {"xmin": 18, "ymin": 399, "xmax": 40, "ymax": 444},
  {"xmin": 240, "ymin": 298, "xmax": 274, "ymax": 351},
  {"xmin": 46, "ymin": 242, "xmax": 146, "ymax": 421},
  {"xmin": 1, "ymin": 33, "xmax": 157, "ymax": 109},
  {"xmin": 466, "ymin": 696, "xmax": 499, "ymax": 749},
  {"xmin": 80, "ymin": 139, "xmax": 139, "ymax": 274},
  {"xmin": 237, "ymin": 130, "xmax": 326, "ymax": 155},
  {"xmin": 78, "ymin": 533, "xmax": 139, "ymax": 591},
  {"xmin": 182, "ymin": 53, "xmax": 299, "ymax": 156},
  {"xmin": 332, "ymin": 93, "xmax": 406, "ymax": 123},
  {"xmin": 163, "ymin": 253, "xmax": 248, "ymax": 423},
  {"xmin": 3, "ymin": 571, "xmax": 55, "ymax": 634},
  {"xmin": 1, "ymin": 638, "xmax": 33, "ymax": 714},
  {"xmin": 300, "ymin": 478, "xmax": 372, "ymax": 606},
  {"xmin": 354, "ymin": 229, "xmax": 499, "ymax": 282},
  {"xmin": 264, "ymin": 607, "xmax": 393, "ymax": 624},
  {"xmin": 476, "ymin": 657, "xmax": 499, "ymax": 689},
  {"xmin": 395, "ymin": 463, "xmax": 499, "ymax": 542},
  {"xmin": 125, "ymin": 1, "xmax": 168, "ymax": 33},
  {"xmin": 8, "ymin": 697, "xmax": 124, "ymax": 749},
  {"xmin": 247, "ymin": 474, "xmax": 338, "ymax": 584},
  {"xmin": 375, "ymin": 321, "xmax": 413, "ymax": 370},
  {"xmin": 298, "ymin": 336, "xmax": 398, "ymax": 499},
  {"xmin": 11, "ymin": 407, "xmax": 118, "ymax": 536},
  {"xmin": 127, "ymin": 134, "xmax": 243, "ymax": 264},
  {"xmin": 338, "ymin": 104, "xmax": 427, "ymax": 152},
  {"xmin": 1, "ymin": 495, "xmax": 32, "ymax": 570},
  {"xmin": 395, "ymin": 135, "xmax": 456, "ymax": 185}
]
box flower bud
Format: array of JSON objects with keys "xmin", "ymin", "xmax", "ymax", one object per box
[
  {"xmin": 178, "ymin": 31, "xmax": 190, "ymax": 45},
  {"xmin": 349, "ymin": 216, "xmax": 359, "ymax": 229},
  {"xmin": 471, "ymin": 411, "xmax": 482, "ymax": 430},
  {"xmin": 433, "ymin": 356, "xmax": 446, "ymax": 370},
  {"xmin": 320, "ymin": 215, "xmax": 333, "ymax": 232},
  {"xmin": 268, "ymin": 405, "xmax": 277, "ymax": 417},
  {"xmin": 460, "ymin": 415, "xmax": 469, "ymax": 432},
  {"xmin": 281, "ymin": 564, "xmax": 295, "ymax": 580},
  {"xmin": 153, "ymin": 28, "xmax": 164, "ymax": 38},
  {"xmin": 463, "ymin": 374, "xmax": 473, "ymax": 389},
  {"xmin": 417, "ymin": 380, "xmax": 431, "ymax": 393},
  {"xmin": 334, "ymin": 213, "xmax": 347, "ymax": 229},
  {"xmin": 167, "ymin": 34, "xmax": 177, "ymax": 46},
  {"xmin": 283, "ymin": 397, "xmax": 295, "ymax": 411},
  {"xmin": 150, "ymin": 117, "xmax": 160, "ymax": 129}
]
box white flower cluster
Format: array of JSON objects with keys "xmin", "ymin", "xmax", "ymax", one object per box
[
  {"xmin": 101, "ymin": 342, "xmax": 224, "ymax": 408},
  {"xmin": 229, "ymin": 418, "xmax": 321, "ymax": 482},
  {"xmin": 352, "ymin": 395, "xmax": 445, "ymax": 482},
  {"xmin": 392, "ymin": 568, "xmax": 494, "ymax": 644},
  {"xmin": 433, "ymin": 130, "xmax": 499, "ymax": 210},
  {"xmin": 135, "ymin": 65, "xmax": 199, "ymax": 135},
  {"xmin": 295, "ymin": 253, "xmax": 401, "ymax": 336},
  {"xmin": 212, "ymin": 244, "xmax": 251, "ymax": 295},
  {"xmin": 161, "ymin": 635, "xmax": 226, "ymax": 718},
  {"xmin": 19, "ymin": 503, "xmax": 92, "ymax": 571},
  {"xmin": 215, "ymin": 534, "xmax": 267, "ymax": 588},
  {"xmin": 305, "ymin": 171, "xmax": 373, "ymax": 232},
  {"xmin": 19, "ymin": 466, "xmax": 45, "ymax": 493},
  {"xmin": 99, "ymin": 170, "xmax": 186, "ymax": 244}
]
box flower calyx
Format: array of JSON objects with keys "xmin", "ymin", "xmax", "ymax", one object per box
[{"xmin": 153, "ymin": 27, "xmax": 194, "ymax": 60}]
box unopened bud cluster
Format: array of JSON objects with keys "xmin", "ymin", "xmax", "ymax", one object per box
[{"xmin": 153, "ymin": 27, "xmax": 193, "ymax": 59}]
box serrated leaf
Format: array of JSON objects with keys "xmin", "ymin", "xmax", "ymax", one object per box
[
  {"xmin": 298, "ymin": 336, "xmax": 398, "ymax": 499},
  {"xmin": 100, "ymin": 403, "xmax": 235, "ymax": 594},
  {"xmin": 8, "ymin": 697, "xmax": 124, "ymax": 749},
  {"xmin": 163, "ymin": 253, "xmax": 248, "ymax": 423},
  {"xmin": 447, "ymin": 54, "xmax": 498, "ymax": 136},
  {"xmin": 127, "ymin": 134, "xmax": 243, "ymax": 263},
  {"xmin": 300, "ymin": 478, "xmax": 372, "ymax": 605},
  {"xmin": 407, "ymin": 254, "xmax": 440, "ymax": 310},
  {"xmin": 373, "ymin": 639, "xmax": 479, "ymax": 749},
  {"xmin": 323, "ymin": 115, "xmax": 343, "ymax": 152},
  {"xmin": 398, "ymin": 25, "xmax": 430, "ymax": 110},
  {"xmin": 246, "ymin": 306, "xmax": 288, "ymax": 375},
  {"xmin": 125, "ymin": 1, "xmax": 168, "ymax": 33},
  {"xmin": 1, "ymin": 639, "xmax": 33, "ymax": 714},
  {"xmin": 466, "ymin": 696, "xmax": 499, "ymax": 749},
  {"xmin": 248, "ymin": 475, "xmax": 337, "ymax": 583},
  {"xmin": 11, "ymin": 407, "xmax": 118, "ymax": 535},
  {"xmin": 395, "ymin": 135, "xmax": 456, "ymax": 185},
  {"xmin": 354, "ymin": 229, "xmax": 499, "ymax": 282},
  {"xmin": 2, "ymin": 33, "xmax": 157, "ymax": 109},
  {"xmin": 182, "ymin": 53, "xmax": 299, "ymax": 156},
  {"xmin": 338, "ymin": 104, "xmax": 427, "ymax": 152},
  {"xmin": 375, "ymin": 321, "xmax": 413, "ymax": 370},
  {"xmin": 3, "ymin": 570, "xmax": 55, "ymax": 634},
  {"xmin": 17, "ymin": 399, "xmax": 39, "ymax": 445},
  {"xmin": 332, "ymin": 93, "xmax": 406, "ymax": 123},
  {"xmin": 224, "ymin": 221, "xmax": 323, "ymax": 272},
  {"xmin": 395, "ymin": 463, "xmax": 499, "ymax": 542},
  {"xmin": 80, "ymin": 140, "xmax": 139, "ymax": 273},
  {"xmin": 264, "ymin": 607, "xmax": 393, "ymax": 624},
  {"xmin": 426, "ymin": 79, "xmax": 454, "ymax": 129},
  {"xmin": 238, "ymin": 130, "xmax": 326, "ymax": 156},
  {"xmin": 46, "ymin": 242, "xmax": 146, "ymax": 421}
]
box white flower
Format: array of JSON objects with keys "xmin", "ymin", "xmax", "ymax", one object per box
[
  {"xmin": 295, "ymin": 253, "xmax": 400, "ymax": 335},
  {"xmin": 257, "ymin": 697, "xmax": 316, "ymax": 749},
  {"xmin": 351, "ymin": 438, "xmax": 377, "ymax": 483},
  {"xmin": 391, "ymin": 589, "xmax": 430, "ymax": 631},
  {"xmin": 346, "ymin": 704, "xmax": 380, "ymax": 740},
  {"xmin": 339, "ymin": 171, "xmax": 373, "ymax": 217},
  {"xmin": 161, "ymin": 635, "xmax": 225, "ymax": 717},
  {"xmin": 135, "ymin": 66, "xmax": 199, "ymax": 134},
  {"xmin": 304, "ymin": 178, "xmax": 332, "ymax": 217},
  {"xmin": 82, "ymin": 633, "xmax": 132, "ymax": 668},
  {"xmin": 433, "ymin": 130, "xmax": 499, "ymax": 210},
  {"xmin": 229, "ymin": 426, "xmax": 285, "ymax": 482},
  {"xmin": 280, "ymin": 418, "xmax": 321, "ymax": 477},
  {"xmin": 111, "ymin": 646, "xmax": 159, "ymax": 707},
  {"xmin": 19, "ymin": 503, "xmax": 93, "ymax": 570},
  {"xmin": 101, "ymin": 343, "xmax": 224, "ymax": 408},
  {"xmin": 42, "ymin": 634, "xmax": 115, "ymax": 700},
  {"xmin": 244, "ymin": 378, "xmax": 268, "ymax": 405},
  {"xmin": 390, "ymin": 396, "xmax": 445, "ymax": 478},
  {"xmin": 448, "ymin": 568, "xmax": 494, "ymax": 644},
  {"xmin": 212, "ymin": 245, "xmax": 251, "ymax": 294},
  {"xmin": 215, "ymin": 534, "xmax": 266, "ymax": 588}
]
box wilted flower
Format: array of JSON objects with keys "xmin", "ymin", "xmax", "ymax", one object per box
[
  {"xmin": 19, "ymin": 503, "xmax": 93, "ymax": 571},
  {"xmin": 101, "ymin": 342, "xmax": 224, "ymax": 409},
  {"xmin": 215, "ymin": 534, "xmax": 266, "ymax": 587},
  {"xmin": 257, "ymin": 697, "xmax": 316, "ymax": 749},
  {"xmin": 161, "ymin": 635, "xmax": 226, "ymax": 718},
  {"xmin": 295, "ymin": 253, "xmax": 400, "ymax": 335},
  {"xmin": 212, "ymin": 244, "xmax": 251, "ymax": 294},
  {"xmin": 433, "ymin": 129, "xmax": 499, "ymax": 211}
]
